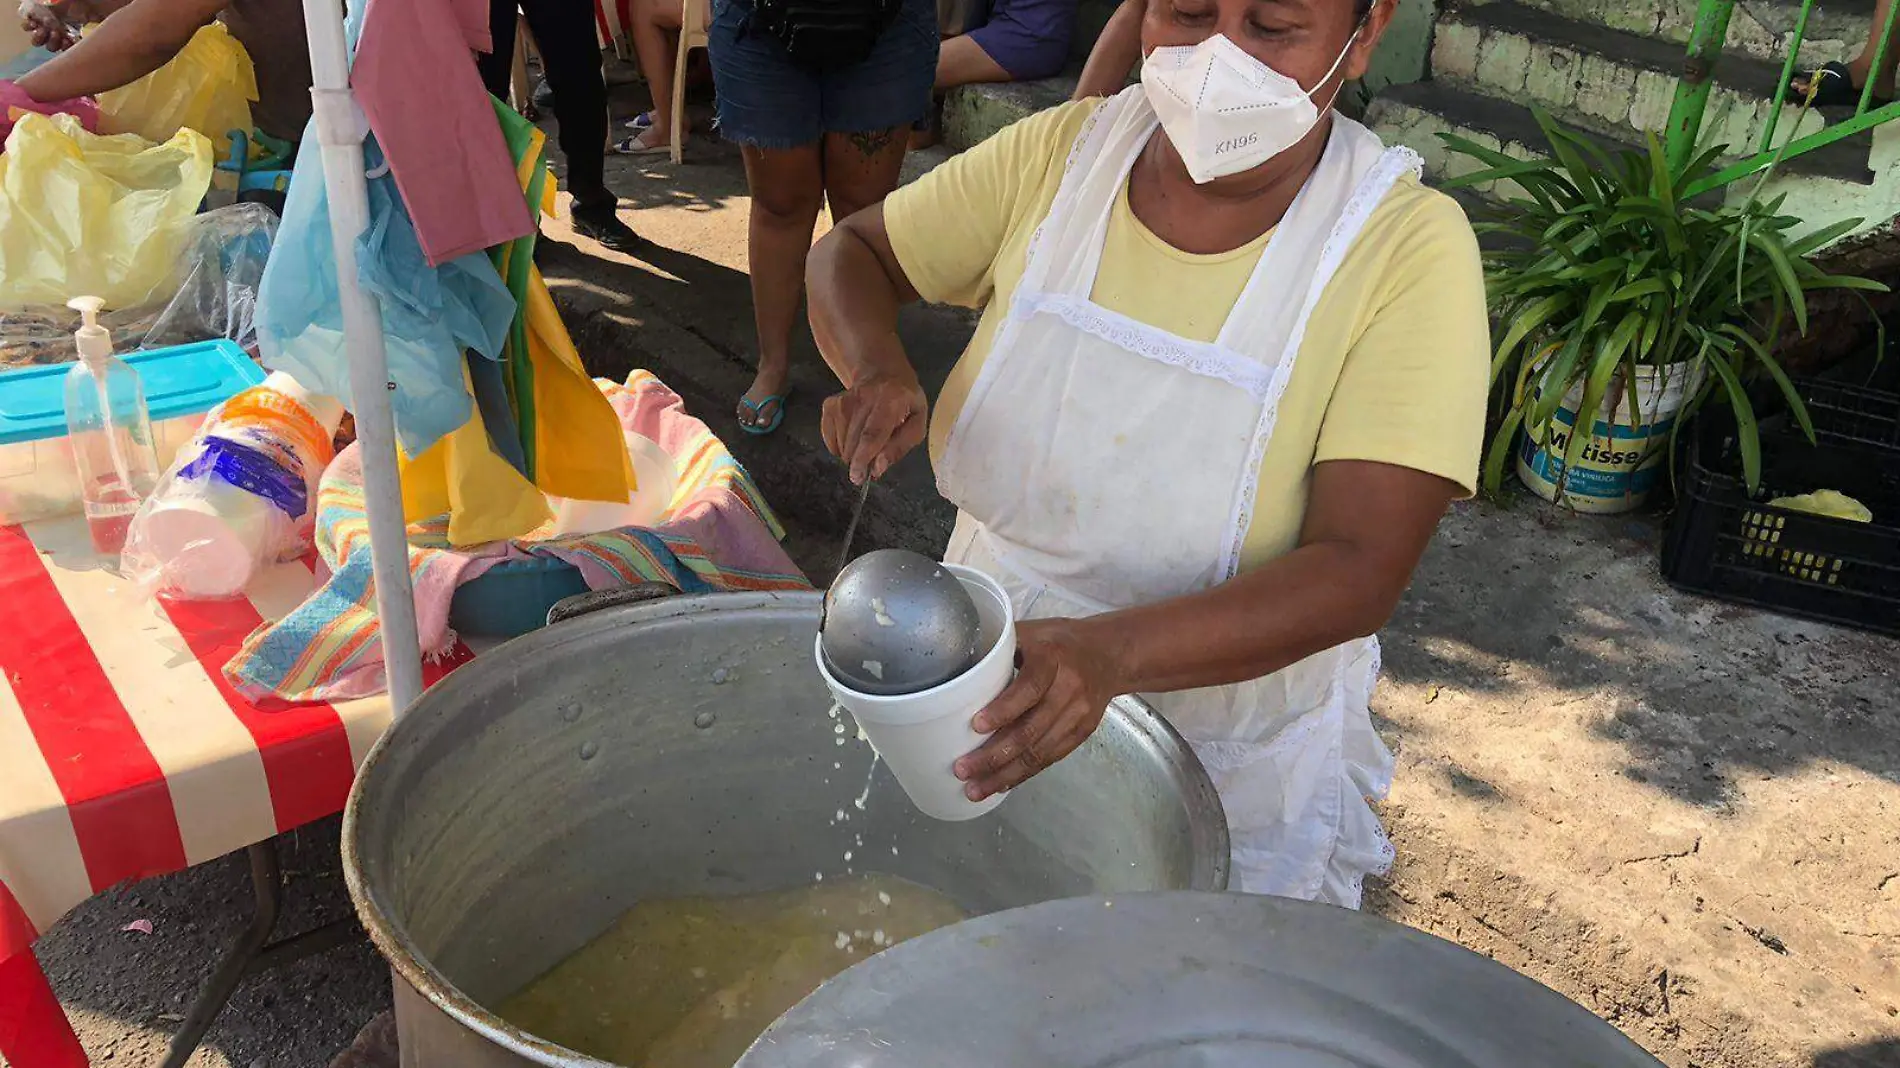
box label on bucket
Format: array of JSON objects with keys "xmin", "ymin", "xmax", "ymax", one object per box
[{"xmin": 1517, "ymin": 405, "xmax": 1675, "ymax": 514}]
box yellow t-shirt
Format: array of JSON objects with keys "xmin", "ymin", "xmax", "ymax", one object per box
[{"xmin": 884, "ymin": 99, "xmax": 1492, "ymax": 572}]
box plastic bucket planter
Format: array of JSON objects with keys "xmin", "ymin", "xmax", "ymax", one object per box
[{"xmin": 1517, "ymin": 362, "xmax": 1698, "ymax": 514}]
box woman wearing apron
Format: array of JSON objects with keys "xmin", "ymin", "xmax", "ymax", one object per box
[{"xmin": 809, "ymin": 0, "xmax": 1489, "ymax": 905}]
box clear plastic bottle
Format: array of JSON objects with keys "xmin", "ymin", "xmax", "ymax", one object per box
[{"xmin": 63, "ymin": 296, "xmax": 160, "ymax": 555}]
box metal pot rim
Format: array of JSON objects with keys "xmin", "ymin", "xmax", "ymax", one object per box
[{"xmin": 342, "ymin": 590, "xmax": 1229, "ymax": 1066}]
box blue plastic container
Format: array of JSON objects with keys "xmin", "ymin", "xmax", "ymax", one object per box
[{"xmin": 0, "ymin": 339, "xmax": 263, "ymax": 524}]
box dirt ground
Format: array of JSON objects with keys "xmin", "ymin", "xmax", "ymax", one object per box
[{"xmin": 23, "ymin": 76, "xmax": 1899, "ymax": 1067}]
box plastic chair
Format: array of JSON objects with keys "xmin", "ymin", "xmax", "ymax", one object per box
[
  {"xmin": 671, "ymin": 0, "xmax": 709, "ymax": 164},
  {"xmin": 216, "ymin": 128, "xmax": 293, "ymax": 193},
  {"xmin": 595, "ymin": 0, "xmax": 631, "ymax": 59}
]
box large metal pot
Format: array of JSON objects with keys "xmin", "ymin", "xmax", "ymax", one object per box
[{"xmin": 343, "ymin": 590, "xmax": 1228, "ymax": 1067}]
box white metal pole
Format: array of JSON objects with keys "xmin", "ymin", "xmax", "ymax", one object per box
[{"xmin": 301, "ymin": 0, "xmax": 425, "ymax": 713}]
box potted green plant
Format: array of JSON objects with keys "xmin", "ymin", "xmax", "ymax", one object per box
[{"xmin": 1440, "ymin": 110, "xmax": 1886, "ymax": 513}]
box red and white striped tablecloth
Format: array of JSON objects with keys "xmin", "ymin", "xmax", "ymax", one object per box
[{"xmin": 0, "ymin": 517, "xmax": 468, "ymax": 1068}]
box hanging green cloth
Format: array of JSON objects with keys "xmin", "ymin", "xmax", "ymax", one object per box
[{"xmin": 490, "ymin": 98, "xmax": 552, "ymax": 479}]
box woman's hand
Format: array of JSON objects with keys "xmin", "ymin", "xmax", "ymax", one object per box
[
  {"xmin": 820, "ymin": 371, "xmax": 928, "ymax": 484},
  {"xmin": 953, "ymin": 618, "xmax": 1124, "ymax": 801},
  {"xmin": 20, "ymin": 2, "xmax": 74, "ymax": 50}
]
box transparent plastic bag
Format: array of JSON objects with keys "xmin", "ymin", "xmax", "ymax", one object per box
[
  {"xmin": 94, "ymin": 22, "xmax": 256, "ymax": 157},
  {"xmin": 140, "ymin": 202, "xmax": 277, "ymax": 350},
  {"xmin": 122, "ymin": 375, "xmax": 338, "ymax": 601},
  {"xmin": 0, "ymin": 203, "xmax": 276, "ymax": 368},
  {"xmin": 0, "ymin": 112, "xmax": 215, "ymax": 312}
]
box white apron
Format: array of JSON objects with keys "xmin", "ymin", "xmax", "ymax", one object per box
[{"xmin": 937, "ymin": 87, "xmax": 1421, "ymax": 907}]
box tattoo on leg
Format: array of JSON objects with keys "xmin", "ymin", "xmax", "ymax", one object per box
[{"xmin": 848, "ymin": 128, "xmax": 897, "ymax": 157}]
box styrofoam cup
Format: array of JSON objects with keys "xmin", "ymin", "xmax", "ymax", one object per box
[
  {"xmin": 138, "ymin": 477, "xmax": 273, "ymax": 599},
  {"xmin": 815, "ymin": 564, "xmax": 1016, "ymax": 822}
]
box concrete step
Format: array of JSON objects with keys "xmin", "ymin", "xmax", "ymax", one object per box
[
  {"xmin": 1367, "ymin": 79, "xmax": 1588, "ymax": 199},
  {"xmin": 942, "ymin": 74, "xmax": 1079, "ymax": 152},
  {"xmin": 1434, "ymin": 0, "xmax": 1875, "ymax": 185},
  {"xmin": 899, "ymin": 143, "xmax": 955, "ymax": 186},
  {"xmin": 1463, "ymin": 0, "xmax": 1876, "ymax": 69},
  {"xmin": 1367, "ymin": 79, "xmax": 1794, "ymax": 216}
]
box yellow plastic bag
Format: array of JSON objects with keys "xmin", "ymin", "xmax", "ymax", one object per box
[
  {"xmin": 0, "ymin": 113, "xmax": 214, "ymax": 311},
  {"xmin": 95, "ymin": 22, "xmax": 257, "ymax": 157}
]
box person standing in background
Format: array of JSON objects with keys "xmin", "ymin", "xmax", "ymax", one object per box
[
  {"xmin": 479, "ymin": 0, "xmax": 644, "ymax": 252},
  {"xmin": 709, "ymin": 0, "xmax": 937, "ymax": 436},
  {"xmin": 1785, "ymin": 0, "xmax": 1900, "ymax": 109}
]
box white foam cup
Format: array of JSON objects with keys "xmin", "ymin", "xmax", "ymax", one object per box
[
  {"xmin": 138, "ymin": 476, "xmax": 273, "ymax": 599},
  {"xmin": 815, "ymin": 564, "xmax": 1016, "ymax": 822}
]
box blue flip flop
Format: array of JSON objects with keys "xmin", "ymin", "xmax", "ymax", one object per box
[{"xmin": 737, "ymin": 389, "xmax": 791, "ymax": 436}]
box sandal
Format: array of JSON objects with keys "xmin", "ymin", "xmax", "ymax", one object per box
[
  {"xmin": 1785, "ymin": 61, "xmax": 1893, "ymax": 108},
  {"xmin": 612, "ymin": 127, "xmax": 673, "ymax": 156},
  {"xmin": 737, "ymin": 388, "xmax": 792, "ymax": 436},
  {"xmin": 623, "ymin": 111, "xmax": 656, "ymax": 130}
]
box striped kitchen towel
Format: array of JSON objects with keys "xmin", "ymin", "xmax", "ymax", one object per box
[{"xmin": 226, "ymin": 371, "xmax": 811, "ymax": 703}]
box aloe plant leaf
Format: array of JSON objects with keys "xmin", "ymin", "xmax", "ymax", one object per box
[
  {"xmin": 1483, "ymin": 406, "xmax": 1528, "ymax": 497},
  {"xmin": 1702, "ymin": 352, "xmax": 1762, "ymax": 490}
]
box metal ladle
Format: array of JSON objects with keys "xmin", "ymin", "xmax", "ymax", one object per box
[{"xmin": 821, "ymin": 547, "xmax": 985, "ymax": 696}]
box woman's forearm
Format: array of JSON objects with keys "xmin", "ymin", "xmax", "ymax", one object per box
[
  {"xmin": 1082, "ymin": 460, "xmax": 1460, "ymax": 696},
  {"xmin": 810, "ymin": 211, "xmax": 933, "ymax": 481},
  {"xmin": 16, "ymin": 0, "xmax": 213, "ymax": 102},
  {"xmin": 807, "ymin": 218, "xmax": 915, "ymax": 389},
  {"xmin": 1086, "ymin": 538, "xmax": 1396, "ymax": 696}
]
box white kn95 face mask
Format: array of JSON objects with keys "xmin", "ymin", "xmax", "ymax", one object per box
[{"xmin": 1141, "ymin": 28, "xmax": 1360, "ymax": 183}]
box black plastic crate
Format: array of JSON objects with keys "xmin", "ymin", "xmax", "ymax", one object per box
[{"xmin": 1661, "ymin": 380, "xmax": 1900, "ymax": 637}]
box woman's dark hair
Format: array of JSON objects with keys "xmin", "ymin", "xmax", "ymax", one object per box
[{"xmin": 1355, "ymin": 0, "xmax": 1374, "ymax": 19}]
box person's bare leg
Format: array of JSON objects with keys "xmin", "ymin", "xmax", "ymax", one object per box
[
  {"xmin": 1796, "ymin": 0, "xmax": 1900, "ymax": 99},
  {"xmin": 740, "ymin": 142, "xmax": 825, "ymax": 428},
  {"xmin": 934, "ymin": 33, "xmax": 1011, "ymax": 91},
  {"xmin": 822, "ymin": 126, "xmax": 910, "ymax": 228},
  {"xmin": 629, "ymin": 0, "xmax": 681, "ymax": 142},
  {"xmin": 1850, "ymin": 0, "xmax": 1900, "ymax": 98}
]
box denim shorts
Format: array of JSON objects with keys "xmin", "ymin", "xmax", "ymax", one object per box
[{"xmin": 709, "ymin": 0, "xmax": 939, "ymax": 149}]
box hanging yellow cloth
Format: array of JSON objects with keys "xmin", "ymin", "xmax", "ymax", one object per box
[
  {"xmin": 399, "ymin": 364, "xmax": 552, "ymax": 546},
  {"xmin": 522, "ymin": 264, "xmax": 635, "ymax": 504}
]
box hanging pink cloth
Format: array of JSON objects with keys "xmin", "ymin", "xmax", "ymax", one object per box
[{"xmin": 351, "ymin": 0, "xmax": 531, "ymax": 266}]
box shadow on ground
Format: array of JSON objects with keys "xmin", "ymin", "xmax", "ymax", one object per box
[
  {"xmin": 36, "ymin": 819, "xmax": 388, "ymax": 1067},
  {"xmin": 536, "ymin": 233, "xmax": 969, "ymax": 583},
  {"xmin": 1377, "ymin": 498, "xmax": 1899, "ymax": 809},
  {"xmin": 1813, "ymin": 1039, "xmax": 1900, "ymax": 1068}
]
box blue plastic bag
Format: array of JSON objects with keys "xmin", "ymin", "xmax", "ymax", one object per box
[{"xmin": 255, "ymin": 128, "xmax": 515, "ymax": 457}]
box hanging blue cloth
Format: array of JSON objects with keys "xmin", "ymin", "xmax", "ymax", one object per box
[{"xmin": 253, "ymin": 0, "xmax": 517, "ymax": 458}]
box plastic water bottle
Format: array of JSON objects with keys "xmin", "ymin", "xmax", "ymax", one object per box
[{"xmin": 63, "ymin": 296, "xmax": 160, "ymax": 555}]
